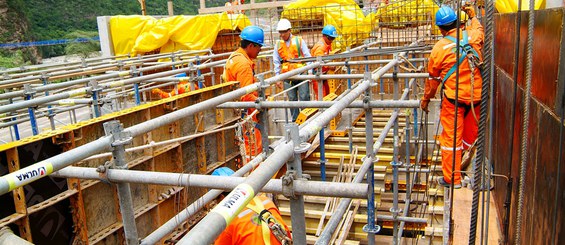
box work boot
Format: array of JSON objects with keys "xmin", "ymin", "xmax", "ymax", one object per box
[{"xmin": 437, "ymin": 177, "xmax": 461, "ymax": 189}]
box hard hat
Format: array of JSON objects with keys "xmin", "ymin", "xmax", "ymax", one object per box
[
  {"xmin": 435, "ymin": 6, "xmax": 457, "ymax": 26},
  {"xmin": 459, "ymin": 11, "xmax": 469, "ymax": 23},
  {"xmin": 212, "ymin": 167, "xmax": 235, "ymax": 176},
  {"xmin": 240, "ymin": 25, "xmax": 265, "ymax": 46},
  {"xmin": 276, "ymin": 18, "xmax": 292, "ymax": 31},
  {"xmin": 321, "ymin": 25, "xmax": 338, "ymax": 38}
]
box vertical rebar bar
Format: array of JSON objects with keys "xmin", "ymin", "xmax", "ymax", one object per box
[{"xmin": 515, "ymin": 0, "xmax": 535, "ymax": 242}]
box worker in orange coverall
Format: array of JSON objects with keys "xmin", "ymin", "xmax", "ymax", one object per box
[
  {"xmin": 223, "ymin": 26, "xmax": 265, "ymax": 158},
  {"xmin": 310, "ymin": 24, "xmax": 338, "ymax": 100},
  {"xmin": 225, "ymin": 0, "xmax": 245, "ymax": 14},
  {"xmin": 151, "ymin": 73, "xmax": 198, "ymax": 98},
  {"xmin": 420, "ymin": 5, "xmax": 484, "ymax": 189},
  {"xmin": 212, "ymin": 167, "xmax": 292, "ymax": 245}
]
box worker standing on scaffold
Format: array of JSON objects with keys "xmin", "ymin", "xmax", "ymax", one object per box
[
  {"xmin": 223, "ymin": 26, "xmax": 265, "ymax": 159},
  {"xmin": 420, "ymin": 5, "xmax": 484, "ymax": 189},
  {"xmin": 311, "ymin": 24, "xmax": 338, "ymax": 100},
  {"xmin": 212, "ymin": 167, "xmax": 292, "ymax": 245},
  {"xmin": 273, "ymin": 18, "xmax": 312, "ymax": 122}
]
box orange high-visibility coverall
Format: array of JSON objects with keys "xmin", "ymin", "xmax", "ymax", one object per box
[
  {"xmin": 151, "ymin": 82, "xmax": 198, "ymax": 98},
  {"xmin": 215, "ymin": 195, "xmax": 291, "ymax": 245},
  {"xmin": 311, "ymin": 38, "xmax": 331, "ymax": 99},
  {"xmin": 224, "ymin": 47, "xmax": 262, "ymax": 157},
  {"xmin": 423, "ymin": 17, "xmax": 484, "ymax": 184},
  {"xmin": 225, "ymin": 0, "xmax": 245, "ymax": 14}
]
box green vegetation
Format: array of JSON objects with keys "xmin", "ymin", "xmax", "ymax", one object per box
[
  {"xmin": 63, "ymin": 31, "xmax": 101, "ymax": 58},
  {"xmin": 1, "ymin": 0, "xmax": 271, "ymax": 62}
]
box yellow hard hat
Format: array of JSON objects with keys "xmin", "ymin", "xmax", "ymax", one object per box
[{"xmin": 459, "ymin": 11, "xmax": 469, "ymax": 23}]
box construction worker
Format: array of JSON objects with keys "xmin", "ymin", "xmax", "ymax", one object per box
[
  {"xmin": 225, "ymin": 0, "xmax": 245, "ymax": 14},
  {"xmin": 212, "ymin": 167, "xmax": 292, "ymax": 245},
  {"xmin": 420, "ymin": 5, "xmax": 483, "ymax": 189},
  {"xmin": 310, "ymin": 25, "xmax": 338, "ymax": 100},
  {"xmin": 151, "ymin": 73, "xmax": 198, "ymax": 98},
  {"xmin": 223, "ymin": 26, "xmax": 264, "ymax": 158},
  {"xmin": 273, "ymin": 18, "xmax": 312, "ymax": 122}
]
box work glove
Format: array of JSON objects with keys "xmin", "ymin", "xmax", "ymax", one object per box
[
  {"xmin": 463, "ymin": 5, "xmax": 476, "ymax": 18},
  {"xmin": 420, "ymin": 99, "xmax": 430, "ymax": 113}
]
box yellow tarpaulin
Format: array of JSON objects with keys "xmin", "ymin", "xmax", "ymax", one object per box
[
  {"xmin": 281, "ymin": 0, "xmax": 372, "ymax": 50},
  {"xmin": 110, "ymin": 13, "xmax": 251, "ymax": 56},
  {"xmin": 495, "ymin": 0, "xmax": 545, "ymax": 13},
  {"xmin": 371, "ymin": 0, "xmax": 439, "ymax": 28}
]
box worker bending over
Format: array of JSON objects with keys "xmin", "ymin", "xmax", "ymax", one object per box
[
  {"xmin": 420, "ymin": 5, "xmax": 484, "ymax": 189},
  {"xmin": 212, "ymin": 167, "xmax": 292, "ymax": 245},
  {"xmin": 311, "ymin": 25, "xmax": 338, "ymax": 100},
  {"xmin": 273, "ymin": 18, "xmax": 312, "ymax": 122},
  {"xmin": 223, "ymin": 26, "xmax": 265, "ymax": 158}
]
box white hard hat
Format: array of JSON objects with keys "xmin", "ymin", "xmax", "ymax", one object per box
[{"xmin": 276, "ymin": 19, "xmax": 292, "ymax": 31}]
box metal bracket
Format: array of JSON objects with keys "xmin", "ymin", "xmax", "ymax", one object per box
[
  {"xmin": 281, "ymin": 170, "xmax": 296, "ymax": 199},
  {"xmin": 294, "ymin": 142, "xmax": 311, "ymax": 154},
  {"xmin": 103, "ymin": 120, "xmax": 133, "ymax": 148},
  {"xmin": 363, "ymin": 224, "xmax": 381, "ymax": 234},
  {"xmin": 96, "ymin": 161, "xmax": 114, "ymax": 184},
  {"xmin": 23, "ymin": 84, "xmax": 35, "ymax": 96}
]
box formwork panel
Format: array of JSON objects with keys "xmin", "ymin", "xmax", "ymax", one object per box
[
  {"xmin": 28, "ymin": 199, "xmax": 74, "ymax": 244},
  {"xmin": 83, "ymin": 182, "xmax": 118, "ymax": 238},
  {"xmin": 135, "ymin": 209, "xmax": 156, "ymax": 241}
]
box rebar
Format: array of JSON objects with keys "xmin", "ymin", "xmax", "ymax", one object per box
[{"xmin": 515, "ymin": 0, "xmax": 535, "ymax": 243}]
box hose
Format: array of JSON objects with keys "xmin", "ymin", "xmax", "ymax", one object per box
[
  {"xmin": 468, "ymin": 0, "xmax": 495, "ymax": 243},
  {"xmin": 515, "ymin": 0, "xmax": 535, "ymax": 242}
]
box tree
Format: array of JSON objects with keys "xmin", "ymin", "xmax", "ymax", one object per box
[{"xmin": 63, "ymin": 31, "xmax": 100, "ymax": 58}]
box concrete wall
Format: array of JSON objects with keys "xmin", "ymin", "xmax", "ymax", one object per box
[{"xmin": 493, "ymin": 8, "xmax": 565, "ymax": 244}]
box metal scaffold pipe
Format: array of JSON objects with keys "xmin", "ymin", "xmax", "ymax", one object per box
[
  {"xmin": 316, "ymin": 76, "xmax": 417, "ymax": 245},
  {"xmin": 177, "ymin": 53, "xmax": 397, "ymax": 244},
  {"xmin": 290, "ymin": 73, "xmax": 428, "ymax": 80},
  {"xmin": 217, "ymin": 100, "xmax": 421, "ymax": 109},
  {"xmin": 52, "ymin": 167, "xmax": 368, "ymax": 198},
  {"xmin": 140, "ymin": 153, "xmax": 265, "ymax": 244},
  {"xmin": 0, "ymin": 62, "xmax": 320, "ymax": 196}
]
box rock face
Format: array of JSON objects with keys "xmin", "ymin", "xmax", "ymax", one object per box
[{"xmin": 0, "ymin": 0, "xmax": 41, "ymax": 64}]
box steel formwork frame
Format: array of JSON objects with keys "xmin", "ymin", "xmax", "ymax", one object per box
[{"xmin": 0, "ymin": 2, "xmax": 453, "ymax": 245}]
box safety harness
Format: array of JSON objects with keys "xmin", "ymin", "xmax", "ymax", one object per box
[
  {"xmin": 246, "ymin": 196, "xmax": 293, "ymax": 245},
  {"xmin": 439, "ymin": 30, "xmax": 483, "ymax": 121}
]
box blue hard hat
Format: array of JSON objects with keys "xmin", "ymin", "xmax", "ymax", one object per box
[
  {"xmin": 212, "ymin": 167, "xmax": 235, "ymax": 176},
  {"xmin": 240, "ymin": 25, "xmax": 265, "ymax": 46},
  {"xmin": 435, "ymin": 6, "xmax": 457, "ymax": 26},
  {"xmin": 321, "ymin": 25, "xmax": 338, "ymax": 38}
]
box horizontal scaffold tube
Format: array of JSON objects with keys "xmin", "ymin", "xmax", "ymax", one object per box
[
  {"xmin": 217, "ymin": 100, "xmax": 420, "ymax": 109},
  {"xmin": 290, "ymin": 73, "xmax": 428, "ymax": 80},
  {"xmin": 178, "ymin": 51, "xmax": 400, "ymax": 245},
  {"xmin": 0, "ymin": 52, "xmax": 225, "ymax": 100},
  {"xmin": 52, "ymin": 167, "xmax": 368, "ymax": 198},
  {"xmin": 0, "ymin": 62, "xmax": 321, "ymax": 196}
]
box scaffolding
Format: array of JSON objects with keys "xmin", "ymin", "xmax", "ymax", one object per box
[{"xmin": 0, "ymin": 1, "xmax": 507, "ymax": 245}]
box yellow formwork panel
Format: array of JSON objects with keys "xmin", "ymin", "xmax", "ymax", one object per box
[
  {"xmin": 0, "ymin": 82, "xmax": 238, "ymax": 152},
  {"xmin": 295, "ymin": 93, "xmax": 338, "ymax": 125}
]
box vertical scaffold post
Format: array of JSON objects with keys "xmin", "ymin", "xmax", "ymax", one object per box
[
  {"xmin": 316, "ymin": 56, "xmax": 326, "ymax": 181},
  {"xmin": 131, "ymin": 66, "xmax": 141, "ymax": 105},
  {"xmin": 103, "ymin": 120, "xmax": 139, "ymax": 245},
  {"xmin": 42, "ymin": 74, "xmax": 56, "ymax": 130},
  {"xmin": 391, "ymin": 57, "xmax": 401, "ymax": 244},
  {"xmin": 90, "ymin": 80, "xmax": 102, "ymax": 118},
  {"xmin": 9, "ymin": 97, "xmax": 20, "ymax": 140},
  {"xmin": 345, "ymin": 47, "xmax": 354, "ymax": 153},
  {"xmin": 196, "ymin": 55, "xmax": 204, "ymax": 89},
  {"xmin": 362, "ymin": 72, "xmax": 380, "ymax": 245},
  {"xmin": 23, "ymin": 84, "xmax": 39, "ymax": 136},
  {"xmin": 258, "ymin": 75, "xmax": 270, "ymax": 154},
  {"xmin": 284, "ymin": 123, "xmax": 309, "ymax": 245}
]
